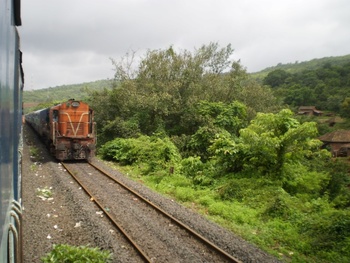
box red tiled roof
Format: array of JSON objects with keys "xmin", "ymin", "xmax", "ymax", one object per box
[
  {"xmin": 319, "ymin": 130, "xmax": 350, "ymax": 142},
  {"xmin": 298, "ymin": 106, "xmax": 316, "ymax": 110}
]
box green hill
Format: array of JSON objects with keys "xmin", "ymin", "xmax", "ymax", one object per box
[
  {"xmin": 23, "ymin": 54, "xmax": 350, "ymax": 112},
  {"xmin": 23, "ymin": 79, "xmax": 113, "ymax": 112},
  {"xmin": 250, "ymin": 54, "xmax": 350, "ymax": 82}
]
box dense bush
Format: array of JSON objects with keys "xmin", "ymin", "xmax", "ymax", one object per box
[
  {"xmin": 303, "ymin": 209, "xmax": 350, "ymax": 261},
  {"xmin": 99, "ymin": 135, "xmax": 181, "ymax": 175}
]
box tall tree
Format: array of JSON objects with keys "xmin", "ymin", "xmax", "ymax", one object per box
[{"xmin": 92, "ymin": 43, "xmax": 249, "ymax": 138}]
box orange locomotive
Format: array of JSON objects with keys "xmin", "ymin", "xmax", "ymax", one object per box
[{"xmin": 26, "ymin": 99, "xmax": 96, "ymax": 160}]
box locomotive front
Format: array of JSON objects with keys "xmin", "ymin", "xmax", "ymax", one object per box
[{"xmin": 50, "ymin": 99, "xmax": 96, "ymax": 160}]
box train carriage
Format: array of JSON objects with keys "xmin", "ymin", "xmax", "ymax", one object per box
[
  {"xmin": 26, "ymin": 99, "xmax": 96, "ymax": 161},
  {"xmin": 0, "ymin": 0, "xmax": 23, "ymax": 261}
]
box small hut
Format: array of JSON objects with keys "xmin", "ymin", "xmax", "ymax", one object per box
[
  {"xmin": 318, "ymin": 130, "xmax": 350, "ymax": 157},
  {"xmin": 298, "ymin": 106, "xmax": 323, "ymax": 116}
]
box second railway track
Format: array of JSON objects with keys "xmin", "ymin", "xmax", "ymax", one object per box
[{"xmin": 61, "ymin": 161, "xmax": 242, "ymax": 263}]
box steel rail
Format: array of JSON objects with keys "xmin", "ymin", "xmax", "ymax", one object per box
[
  {"xmin": 61, "ymin": 162, "xmax": 152, "ymax": 263},
  {"xmin": 89, "ymin": 162, "xmax": 242, "ymax": 263}
]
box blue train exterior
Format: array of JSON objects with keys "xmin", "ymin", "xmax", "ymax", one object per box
[{"xmin": 0, "ymin": 0, "xmax": 24, "ymax": 262}]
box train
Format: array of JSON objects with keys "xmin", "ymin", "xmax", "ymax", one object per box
[
  {"xmin": 0, "ymin": 0, "xmax": 24, "ymax": 262},
  {"xmin": 25, "ymin": 99, "xmax": 96, "ymax": 161}
]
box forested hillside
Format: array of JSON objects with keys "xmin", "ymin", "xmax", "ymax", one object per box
[
  {"xmin": 262, "ymin": 60, "xmax": 350, "ymax": 116},
  {"xmin": 23, "ymin": 79, "xmax": 113, "ymax": 113},
  {"xmin": 251, "ymin": 54, "xmax": 350, "ymax": 80}
]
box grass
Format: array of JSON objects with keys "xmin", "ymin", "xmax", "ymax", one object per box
[
  {"xmin": 36, "ymin": 187, "xmax": 53, "ymax": 198},
  {"xmin": 29, "ymin": 146, "xmax": 41, "ymax": 161},
  {"xmin": 30, "ymin": 163, "xmax": 37, "ymax": 171},
  {"xmin": 41, "ymin": 244, "xmax": 112, "ymax": 262}
]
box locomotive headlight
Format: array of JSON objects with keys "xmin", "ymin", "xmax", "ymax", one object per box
[{"xmin": 71, "ymin": 101, "xmax": 80, "ymax": 107}]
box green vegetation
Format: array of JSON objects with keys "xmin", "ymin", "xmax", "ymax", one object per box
[
  {"xmin": 24, "ymin": 79, "xmax": 112, "ymax": 102},
  {"xmin": 30, "ymin": 164, "xmax": 37, "ymax": 171},
  {"xmin": 87, "ymin": 43, "xmax": 279, "ymax": 146},
  {"xmin": 26, "ymin": 43, "xmax": 350, "ymax": 262},
  {"xmin": 41, "ymin": 244, "xmax": 112, "ymax": 263},
  {"xmin": 36, "ymin": 187, "xmax": 52, "ymax": 199},
  {"xmin": 29, "ymin": 146, "xmax": 39, "ymax": 157},
  {"xmin": 261, "ymin": 60, "xmax": 350, "ymax": 117},
  {"xmin": 101, "ymin": 110, "xmax": 349, "ymax": 262},
  {"xmin": 251, "ymin": 54, "xmax": 350, "ymax": 81},
  {"xmin": 99, "ymin": 135, "xmax": 181, "ymax": 174},
  {"xmin": 91, "ymin": 44, "xmax": 350, "ymax": 262},
  {"xmin": 29, "ymin": 146, "xmax": 41, "ymax": 161}
]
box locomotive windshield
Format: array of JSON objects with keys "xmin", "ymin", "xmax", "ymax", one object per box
[{"xmin": 71, "ymin": 101, "xmax": 80, "ymax": 107}]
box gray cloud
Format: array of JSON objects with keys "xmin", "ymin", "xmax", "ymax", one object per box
[{"xmin": 19, "ymin": 0, "xmax": 350, "ymax": 89}]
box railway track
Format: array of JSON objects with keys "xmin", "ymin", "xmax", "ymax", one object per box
[{"xmin": 61, "ymin": 161, "xmax": 242, "ymax": 263}]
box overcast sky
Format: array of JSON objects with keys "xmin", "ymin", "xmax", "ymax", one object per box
[{"xmin": 19, "ymin": 0, "xmax": 350, "ymax": 90}]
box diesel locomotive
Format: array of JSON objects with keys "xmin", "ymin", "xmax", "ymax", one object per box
[
  {"xmin": 25, "ymin": 99, "xmax": 96, "ymax": 161},
  {"xmin": 0, "ymin": 0, "xmax": 24, "ymax": 261}
]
